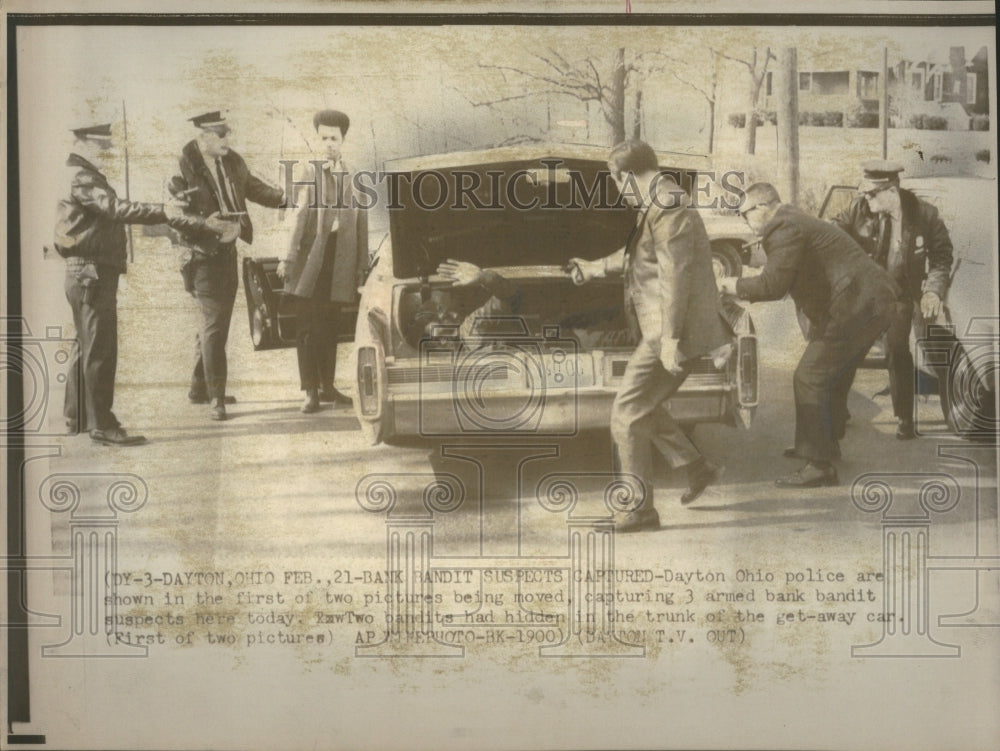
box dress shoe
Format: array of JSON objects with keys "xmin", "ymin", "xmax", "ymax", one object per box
[
  {"xmin": 612, "ymin": 506, "xmax": 661, "ymax": 533},
  {"xmin": 301, "ymin": 389, "xmax": 321, "ymax": 414},
  {"xmin": 90, "ymin": 427, "xmax": 147, "ymax": 446},
  {"xmin": 783, "ymin": 445, "xmax": 841, "ymax": 460},
  {"xmin": 775, "ymin": 462, "xmax": 838, "ymax": 488},
  {"xmin": 210, "ymin": 398, "xmax": 227, "ymax": 421},
  {"xmin": 896, "ymin": 420, "xmax": 916, "ymax": 440},
  {"xmin": 681, "ymin": 459, "xmax": 724, "ymax": 506},
  {"xmin": 189, "ymin": 392, "xmax": 236, "ymax": 405},
  {"xmin": 66, "ymin": 421, "xmax": 80, "ymax": 436},
  {"xmin": 319, "ymin": 387, "xmax": 352, "ymax": 406}
]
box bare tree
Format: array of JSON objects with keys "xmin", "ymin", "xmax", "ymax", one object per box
[
  {"xmin": 719, "ymin": 47, "xmax": 776, "ymax": 155},
  {"xmin": 466, "ymin": 47, "xmax": 648, "ymax": 145}
]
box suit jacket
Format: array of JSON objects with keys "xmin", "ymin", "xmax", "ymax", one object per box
[
  {"xmin": 283, "ymin": 163, "xmax": 368, "ymax": 304},
  {"xmin": 616, "ymin": 182, "xmax": 729, "ymax": 361},
  {"xmin": 737, "ymin": 204, "xmax": 897, "ymax": 340},
  {"xmin": 833, "ymin": 188, "xmax": 952, "ymax": 302},
  {"xmin": 169, "ymin": 140, "xmax": 285, "ymax": 255}
]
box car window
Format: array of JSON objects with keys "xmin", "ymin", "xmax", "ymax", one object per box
[{"xmin": 818, "ymin": 186, "xmax": 857, "ymax": 220}]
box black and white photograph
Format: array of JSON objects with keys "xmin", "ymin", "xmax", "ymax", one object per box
[{"xmin": 2, "ymin": 2, "xmax": 998, "ymax": 749}]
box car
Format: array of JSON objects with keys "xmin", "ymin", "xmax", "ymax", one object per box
[
  {"xmin": 351, "ymin": 144, "xmax": 759, "ymax": 444},
  {"xmin": 819, "ymin": 176, "xmax": 998, "ymax": 440}
]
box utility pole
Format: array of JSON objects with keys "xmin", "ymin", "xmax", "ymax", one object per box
[
  {"xmin": 776, "ymin": 48, "xmax": 800, "ymax": 206},
  {"xmin": 881, "ymin": 45, "xmax": 889, "ymax": 159}
]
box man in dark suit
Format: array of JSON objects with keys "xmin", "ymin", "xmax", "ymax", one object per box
[
  {"xmin": 832, "ymin": 160, "xmax": 954, "ymax": 439},
  {"xmin": 719, "ymin": 182, "xmax": 898, "ymax": 487},
  {"xmin": 169, "ymin": 111, "xmax": 285, "ymax": 420},
  {"xmin": 55, "ymin": 123, "xmax": 223, "ymax": 445},
  {"xmin": 568, "ymin": 140, "xmax": 729, "ymax": 532},
  {"xmin": 277, "ymin": 109, "xmax": 368, "ymax": 414}
]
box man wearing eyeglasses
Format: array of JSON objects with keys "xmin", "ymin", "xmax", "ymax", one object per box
[
  {"xmin": 719, "ymin": 183, "xmax": 897, "ymax": 488},
  {"xmin": 831, "ymin": 160, "xmax": 954, "ymax": 440}
]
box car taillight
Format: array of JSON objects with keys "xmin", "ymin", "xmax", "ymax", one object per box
[
  {"xmin": 737, "ymin": 335, "xmax": 758, "ymax": 407},
  {"xmin": 357, "ymin": 346, "xmax": 380, "ymax": 416}
]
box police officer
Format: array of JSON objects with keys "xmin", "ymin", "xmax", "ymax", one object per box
[
  {"xmin": 719, "ymin": 183, "xmax": 897, "ymax": 487},
  {"xmin": 55, "ymin": 123, "xmax": 221, "ymax": 445},
  {"xmin": 832, "ymin": 160, "xmax": 954, "ymax": 439},
  {"xmin": 168, "ymin": 111, "xmax": 285, "ymax": 421}
]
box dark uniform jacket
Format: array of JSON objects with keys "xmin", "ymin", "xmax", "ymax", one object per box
[
  {"xmin": 622, "ymin": 183, "xmax": 730, "ymax": 361},
  {"xmin": 169, "ymin": 140, "xmax": 285, "ymax": 255},
  {"xmin": 737, "ymin": 204, "xmax": 897, "ymax": 340},
  {"xmin": 283, "ymin": 164, "xmax": 368, "ymax": 304},
  {"xmin": 54, "ymin": 154, "xmax": 199, "ymax": 273},
  {"xmin": 833, "ymin": 188, "xmax": 952, "ymax": 302}
]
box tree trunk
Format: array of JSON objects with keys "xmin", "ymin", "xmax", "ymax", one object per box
[
  {"xmin": 632, "ymin": 88, "xmax": 643, "ymax": 140},
  {"xmin": 609, "ymin": 47, "xmax": 627, "ymax": 144},
  {"xmin": 707, "ymin": 99, "xmax": 716, "ymax": 153},
  {"xmin": 776, "ymin": 47, "xmax": 800, "ymax": 205},
  {"xmin": 745, "ymin": 112, "xmax": 757, "ymax": 155}
]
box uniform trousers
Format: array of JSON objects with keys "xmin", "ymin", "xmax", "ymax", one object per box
[
  {"xmin": 64, "ymin": 264, "xmax": 120, "ymax": 432},
  {"xmin": 190, "ymin": 246, "xmax": 238, "ymax": 400}
]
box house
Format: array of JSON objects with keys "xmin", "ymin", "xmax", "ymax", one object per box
[
  {"xmin": 760, "ymin": 65, "xmax": 882, "ymax": 126},
  {"xmin": 894, "ymin": 46, "xmax": 989, "ymax": 116}
]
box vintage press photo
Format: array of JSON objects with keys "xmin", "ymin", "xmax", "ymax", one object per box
[{"xmin": 2, "ymin": 5, "xmax": 998, "ymax": 750}]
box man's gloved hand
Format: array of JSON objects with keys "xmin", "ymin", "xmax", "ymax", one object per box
[
  {"xmin": 205, "ymin": 212, "xmax": 241, "ymax": 244},
  {"xmin": 276, "ymin": 261, "xmax": 288, "ymax": 280},
  {"xmin": 920, "ymin": 291, "xmax": 943, "ymax": 319}
]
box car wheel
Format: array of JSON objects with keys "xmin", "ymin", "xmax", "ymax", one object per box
[
  {"xmin": 938, "ymin": 344, "xmax": 998, "ymax": 442},
  {"xmin": 711, "ymin": 240, "xmax": 743, "ymax": 279}
]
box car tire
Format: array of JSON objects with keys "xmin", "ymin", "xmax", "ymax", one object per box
[
  {"xmin": 938, "ymin": 344, "xmax": 997, "ymax": 442},
  {"xmin": 711, "ymin": 240, "xmax": 743, "ymax": 279}
]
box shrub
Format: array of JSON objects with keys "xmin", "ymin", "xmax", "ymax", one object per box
[
  {"xmin": 764, "ymin": 110, "xmax": 778, "ymax": 125},
  {"xmin": 976, "ymin": 149, "xmax": 991, "ymax": 163},
  {"xmin": 924, "ymin": 116, "xmax": 948, "ymax": 131},
  {"xmin": 849, "ymin": 111, "xmax": 879, "ymax": 128},
  {"xmin": 728, "ymin": 113, "xmax": 746, "ymax": 128},
  {"xmin": 909, "ymin": 114, "xmax": 925, "ymax": 129},
  {"xmin": 970, "ymin": 114, "xmax": 990, "ymax": 131},
  {"xmin": 823, "ymin": 111, "xmax": 844, "ymax": 127}
]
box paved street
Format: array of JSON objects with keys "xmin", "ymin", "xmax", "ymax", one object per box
[{"xmin": 17, "ymin": 248, "xmax": 1000, "ymax": 750}]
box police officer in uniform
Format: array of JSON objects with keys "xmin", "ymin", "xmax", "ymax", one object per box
[
  {"xmin": 832, "ymin": 160, "xmax": 954, "ymax": 439},
  {"xmin": 169, "ymin": 111, "xmax": 285, "ymax": 420},
  {"xmin": 55, "ymin": 123, "xmax": 221, "ymax": 445}
]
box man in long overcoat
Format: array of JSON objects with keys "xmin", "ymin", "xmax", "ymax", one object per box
[{"xmin": 278, "ymin": 109, "xmax": 368, "ymax": 413}]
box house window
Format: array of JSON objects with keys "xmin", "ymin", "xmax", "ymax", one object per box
[
  {"xmin": 858, "ymin": 71, "xmax": 879, "ymax": 99},
  {"xmin": 799, "ymin": 72, "xmax": 811, "ymax": 91},
  {"xmin": 952, "ymin": 78, "xmax": 962, "ymax": 95},
  {"xmin": 932, "ymin": 72, "xmax": 942, "ymax": 101},
  {"xmin": 911, "ymin": 71, "xmax": 923, "ymax": 90},
  {"xmin": 967, "ymin": 73, "xmax": 977, "ymax": 104}
]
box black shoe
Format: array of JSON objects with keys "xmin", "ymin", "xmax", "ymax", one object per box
[
  {"xmin": 190, "ymin": 392, "xmax": 236, "ymax": 405},
  {"xmin": 775, "ymin": 462, "xmax": 838, "ymax": 488},
  {"xmin": 681, "ymin": 460, "xmax": 723, "ymax": 505},
  {"xmin": 90, "ymin": 427, "xmax": 147, "ymax": 446},
  {"xmin": 210, "ymin": 398, "xmax": 227, "ymax": 421},
  {"xmin": 319, "ymin": 388, "xmax": 352, "ymax": 406},
  {"xmin": 896, "ymin": 420, "xmax": 916, "ymax": 440},
  {"xmin": 612, "ymin": 506, "xmax": 661, "ymax": 533},
  {"xmin": 301, "ymin": 390, "xmax": 321, "ymax": 414},
  {"xmin": 784, "ymin": 445, "xmax": 841, "ymax": 460},
  {"xmin": 66, "ymin": 421, "xmax": 80, "ymax": 436}
]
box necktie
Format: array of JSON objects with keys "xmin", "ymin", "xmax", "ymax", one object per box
[
  {"xmin": 215, "ymin": 158, "xmax": 236, "ymax": 213},
  {"xmin": 887, "ymin": 213, "xmax": 904, "ymax": 279}
]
